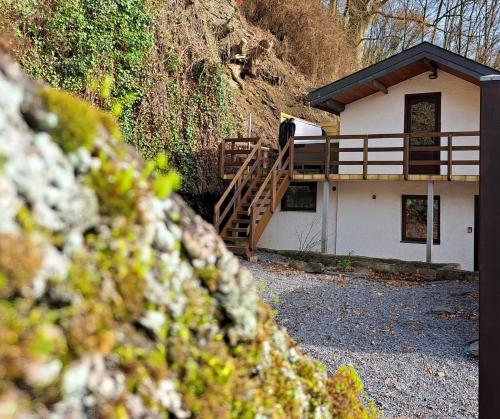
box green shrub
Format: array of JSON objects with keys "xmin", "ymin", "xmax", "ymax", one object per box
[{"xmin": 337, "ymin": 251, "xmax": 354, "ymax": 272}]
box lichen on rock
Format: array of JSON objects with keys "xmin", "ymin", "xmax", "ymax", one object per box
[{"xmin": 0, "ymin": 54, "xmax": 379, "ymax": 418}]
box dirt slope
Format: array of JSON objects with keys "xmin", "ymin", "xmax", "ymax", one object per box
[{"xmin": 224, "ymin": 14, "xmax": 336, "ymax": 146}]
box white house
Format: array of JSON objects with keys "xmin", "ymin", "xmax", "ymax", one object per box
[{"xmin": 215, "ymin": 43, "xmax": 500, "ymax": 271}]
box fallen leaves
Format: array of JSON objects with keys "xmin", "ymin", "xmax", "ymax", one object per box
[
  {"xmin": 433, "ymin": 309, "xmax": 478, "ymax": 320},
  {"xmin": 369, "ymin": 270, "xmax": 431, "ymax": 287},
  {"xmin": 425, "ymin": 367, "xmax": 446, "ymax": 378}
]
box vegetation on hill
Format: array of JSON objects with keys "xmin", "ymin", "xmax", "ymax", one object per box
[
  {"xmin": 0, "ymin": 0, "xmax": 335, "ymax": 195},
  {"xmin": 0, "ymin": 0, "xmax": 240, "ymax": 193},
  {"xmin": 0, "ymin": 54, "xmax": 379, "ymax": 418},
  {"xmin": 242, "ymin": 0, "xmax": 357, "ymax": 83},
  {"xmin": 1, "ymin": 0, "xmax": 496, "ymax": 196}
]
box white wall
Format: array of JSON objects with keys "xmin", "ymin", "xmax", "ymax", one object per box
[
  {"xmin": 258, "ymin": 180, "xmax": 478, "ymax": 271},
  {"xmin": 335, "ymin": 181, "xmax": 478, "ymax": 271},
  {"xmin": 258, "ymin": 181, "xmax": 338, "ymax": 253},
  {"xmin": 339, "ymin": 71, "xmax": 480, "ymax": 176},
  {"xmin": 257, "ymin": 71, "xmax": 480, "ymax": 270}
]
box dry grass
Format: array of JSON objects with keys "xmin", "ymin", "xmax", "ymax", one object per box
[{"xmin": 242, "ymin": 0, "xmax": 357, "ymax": 84}]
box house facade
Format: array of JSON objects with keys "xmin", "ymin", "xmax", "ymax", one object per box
[
  {"xmin": 215, "ymin": 43, "xmax": 499, "ymax": 271},
  {"xmin": 259, "ymin": 45, "xmax": 496, "ymax": 270}
]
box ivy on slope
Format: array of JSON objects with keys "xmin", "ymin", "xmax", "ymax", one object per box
[
  {"xmin": 4, "ymin": 0, "xmax": 240, "ymax": 192},
  {"xmin": 12, "ymin": 0, "xmax": 152, "ymax": 140}
]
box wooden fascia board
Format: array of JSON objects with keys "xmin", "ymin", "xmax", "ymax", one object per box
[
  {"xmin": 325, "ymin": 99, "xmax": 345, "ymax": 113},
  {"xmin": 310, "ymin": 50, "xmax": 431, "ymax": 106},
  {"xmin": 309, "ymin": 46, "xmax": 430, "ymax": 105},
  {"xmin": 423, "ymin": 52, "xmax": 489, "ymax": 81}
]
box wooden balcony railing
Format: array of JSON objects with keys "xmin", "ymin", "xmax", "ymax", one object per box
[
  {"xmin": 290, "ymin": 131, "xmax": 480, "ymax": 181},
  {"xmin": 219, "ymin": 137, "xmax": 277, "ymax": 179}
]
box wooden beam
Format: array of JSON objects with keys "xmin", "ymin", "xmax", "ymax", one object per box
[
  {"xmin": 324, "ymin": 99, "xmax": 345, "ymax": 113},
  {"xmin": 372, "ymin": 79, "xmax": 388, "ymax": 94},
  {"xmin": 447, "ymin": 134, "xmax": 453, "ymax": 181},
  {"xmin": 219, "ymin": 142, "xmax": 225, "ymax": 178},
  {"xmin": 362, "ymin": 136, "xmax": 368, "ymax": 179},
  {"xmin": 423, "ymin": 58, "xmax": 437, "ymax": 72},
  {"xmin": 403, "ymin": 134, "xmax": 409, "ymax": 180}
]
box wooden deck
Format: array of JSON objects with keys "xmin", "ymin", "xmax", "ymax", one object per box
[
  {"xmin": 226, "ymin": 174, "xmax": 479, "ymax": 182},
  {"xmin": 225, "ymin": 173, "xmax": 479, "ymax": 182},
  {"xmin": 220, "ymin": 131, "xmax": 480, "ymax": 182}
]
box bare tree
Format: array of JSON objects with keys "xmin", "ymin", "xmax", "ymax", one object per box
[{"xmin": 360, "ymin": 0, "xmax": 500, "ymax": 68}]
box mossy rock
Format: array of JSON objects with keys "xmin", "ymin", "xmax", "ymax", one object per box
[{"xmin": 0, "ymin": 55, "xmax": 379, "ymax": 418}]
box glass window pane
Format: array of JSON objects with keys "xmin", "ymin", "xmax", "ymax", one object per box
[
  {"xmin": 282, "ymin": 183, "xmax": 316, "ymax": 211},
  {"xmin": 403, "ymin": 196, "xmax": 440, "ymax": 243},
  {"xmin": 410, "ymin": 101, "xmax": 436, "ymax": 146}
]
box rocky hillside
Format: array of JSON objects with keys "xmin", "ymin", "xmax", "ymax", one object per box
[
  {"xmin": 0, "ymin": 55, "xmax": 376, "ymax": 417},
  {"xmin": 0, "ymin": 0, "xmax": 334, "ymax": 195}
]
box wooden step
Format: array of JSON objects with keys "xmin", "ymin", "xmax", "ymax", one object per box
[
  {"xmin": 241, "ymin": 203, "xmax": 271, "ymax": 211},
  {"xmin": 232, "ymin": 218, "xmax": 250, "ymax": 224},
  {"xmin": 241, "ymin": 198, "xmax": 271, "ymax": 211},
  {"xmin": 222, "ymin": 236, "xmax": 249, "ymax": 242},
  {"xmin": 237, "ymin": 210, "xmax": 267, "ymax": 218},
  {"xmin": 226, "ymin": 227, "xmax": 249, "ymax": 234}
]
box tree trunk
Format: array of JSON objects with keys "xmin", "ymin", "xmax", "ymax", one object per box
[{"xmin": 344, "ymin": 0, "xmax": 389, "ymax": 66}]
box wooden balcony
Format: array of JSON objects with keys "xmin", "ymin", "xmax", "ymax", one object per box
[{"xmin": 219, "ymin": 132, "xmax": 480, "ymax": 182}]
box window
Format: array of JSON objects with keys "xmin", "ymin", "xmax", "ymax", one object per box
[
  {"xmin": 281, "ymin": 183, "xmax": 317, "ymax": 212},
  {"xmin": 402, "ymin": 195, "xmax": 440, "ymax": 244}
]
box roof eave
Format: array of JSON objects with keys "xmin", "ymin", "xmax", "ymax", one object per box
[{"xmin": 309, "ymin": 42, "xmax": 500, "ymax": 109}]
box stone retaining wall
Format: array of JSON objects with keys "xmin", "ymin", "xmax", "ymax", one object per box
[{"xmin": 262, "ymin": 249, "xmax": 479, "ymax": 281}]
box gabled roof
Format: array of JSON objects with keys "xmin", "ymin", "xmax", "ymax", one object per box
[{"xmin": 309, "ymin": 42, "xmax": 500, "ymax": 115}]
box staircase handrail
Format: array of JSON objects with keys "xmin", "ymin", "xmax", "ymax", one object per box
[
  {"xmin": 247, "ymin": 139, "xmax": 290, "ymax": 215},
  {"xmin": 214, "ymin": 137, "xmax": 263, "ymax": 231}
]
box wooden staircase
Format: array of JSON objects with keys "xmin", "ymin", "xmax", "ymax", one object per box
[{"xmin": 214, "ymin": 138, "xmax": 292, "ymax": 258}]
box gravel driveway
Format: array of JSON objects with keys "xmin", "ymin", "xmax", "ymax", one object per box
[{"xmin": 241, "ymin": 252, "xmax": 479, "ymax": 419}]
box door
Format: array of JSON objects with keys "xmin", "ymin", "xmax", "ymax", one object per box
[
  {"xmin": 405, "ymin": 93, "xmax": 441, "ymax": 174},
  {"xmin": 475, "ymin": 195, "xmax": 479, "ymax": 271}
]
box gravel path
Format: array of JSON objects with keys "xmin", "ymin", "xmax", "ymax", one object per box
[{"xmin": 241, "ymin": 252, "xmax": 479, "ymax": 419}]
